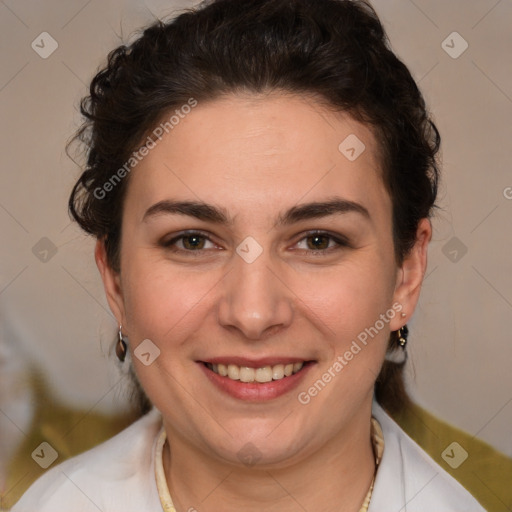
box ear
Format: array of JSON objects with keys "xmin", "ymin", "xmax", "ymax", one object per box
[
  {"xmin": 95, "ymin": 238, "xmax": 126, "ymax": 327},
  {"xmin": 390, "ymin": 218, "xmax": 432, "ymax": 331}
]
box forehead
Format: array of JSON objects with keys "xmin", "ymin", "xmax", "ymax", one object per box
[{"xmin": 125, "ymin": 92, "xmax": 390, "ymax": 222}]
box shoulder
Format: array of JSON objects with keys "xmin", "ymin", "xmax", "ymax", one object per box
[
  {"xmin": 369, "ymin": 401, "xmax": 486, "ymax": 512},
  {"xmin": 11, "ymin": 408, "xmax": 163, "ymax": 512}
]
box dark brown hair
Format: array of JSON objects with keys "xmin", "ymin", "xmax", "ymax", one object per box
[{"xmin": 69, "ymin": 0, "xmax": 440, "ymax": 416}]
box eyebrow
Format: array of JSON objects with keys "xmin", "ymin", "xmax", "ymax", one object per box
[{"xmin": 142, "ymin": 197, "xmax": 370, "ymax": 226}]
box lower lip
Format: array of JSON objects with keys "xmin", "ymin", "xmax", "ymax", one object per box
[{"xmin": 199, "ymin": 362, "xmax": 314, "ymax": 401}]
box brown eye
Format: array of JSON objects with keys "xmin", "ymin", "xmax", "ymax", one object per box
[
  {"xmin": 294, "ymin": 231, "xmax": 350, "ymax": 254},
  {"xmin": 161, "ymin": 231, "xmax": 217, "ymax": 252},
  {"xmin": 306, "ymin": 234, "xmax": 330, "ymax": 250},
  {"xmin": 181, "ymin": 234, "xmax": 206, "ymax": 250}
]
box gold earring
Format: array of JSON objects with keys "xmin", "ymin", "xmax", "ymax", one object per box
[
  {"xmin": 397, "ymin": 324, "xmax": 408, "ymax": 348},
  {"xmin": 116, "ymin": 325, "xmax": 127, "ymax": 362}
]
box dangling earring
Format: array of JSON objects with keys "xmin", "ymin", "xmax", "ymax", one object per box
[
  {"xmin": 397, "ymin": 324, "xmax": 408, "ymax": 348},
  {"xmin": 116, "ymin": 325, "xmax": 127, "ymax": 362},
  {"xmin": 384, "ymin": 323, "xmax": 409, "ymax": 363}
]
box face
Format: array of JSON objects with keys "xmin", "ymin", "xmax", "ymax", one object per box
[{"xmin": 97, "ymin": 92, "xmax": 429, "ymax": 467}]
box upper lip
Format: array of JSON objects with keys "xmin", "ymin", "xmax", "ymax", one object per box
[{"xmin": 200, "ymin": 357, "xmax": 313, "ymax": 367}]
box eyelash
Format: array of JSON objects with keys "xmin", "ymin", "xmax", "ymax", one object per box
[{"xmin": 161, "ymin": 230, "xmax": 350, "ymax": 256}]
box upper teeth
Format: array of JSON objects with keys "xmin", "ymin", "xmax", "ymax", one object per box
[{"xmin": 207, "ymin": 362, "xmax": 304, "ymax": 383}]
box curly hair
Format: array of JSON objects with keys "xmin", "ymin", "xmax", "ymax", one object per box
[{"xmin": 69, "ymin": 0, "xmax": 440, "ymax": 416}]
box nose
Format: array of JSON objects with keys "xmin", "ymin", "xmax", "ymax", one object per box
[{"xmin": 217, "ymin": 249, "xmax": 294, "ymax": 341}]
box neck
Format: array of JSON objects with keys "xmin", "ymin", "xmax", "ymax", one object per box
[{"xmin": 163, "ymin": 399, "xmax": 376, "ymax": 512}]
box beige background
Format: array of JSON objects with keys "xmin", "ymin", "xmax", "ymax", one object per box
[{"xmin": 0, "ymin": 0, "xmax": 511, "ymax": 457}]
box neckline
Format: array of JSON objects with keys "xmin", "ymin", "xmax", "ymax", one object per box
[{"xmin": 154, "ymin": 417, "xmax": 384, "ymax": 512}]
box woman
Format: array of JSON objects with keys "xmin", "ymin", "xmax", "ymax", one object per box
[{"xmin": 12, "ymin": 0, "xmax": 486, "ymax": 510}]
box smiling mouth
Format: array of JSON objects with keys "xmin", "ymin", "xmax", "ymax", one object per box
[{"xmin": 204, "ymin": 362, "xmax": 309, "ymax": 383}]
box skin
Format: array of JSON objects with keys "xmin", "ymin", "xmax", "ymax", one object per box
[{"xmin": 96, "ymin": 92, "xmax": 431, "ymax": 512}]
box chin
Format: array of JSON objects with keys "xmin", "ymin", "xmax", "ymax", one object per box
[{"xmin": 196, "ymin": 417, "xmax": 315, "ymax": 469}]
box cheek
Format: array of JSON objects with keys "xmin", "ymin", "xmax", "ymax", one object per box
[
  {"xmin": 120, "ymin": 255, "xmax": 217, "ymax": 345},
  {"xmin": 292, "ymin": 257, "xmax": 396, "ymax": 340}
]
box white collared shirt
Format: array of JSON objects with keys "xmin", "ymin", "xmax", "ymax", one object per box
[{"xmin": 11, "ymin": 401, "xmax": 486, "ymax": 512}]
